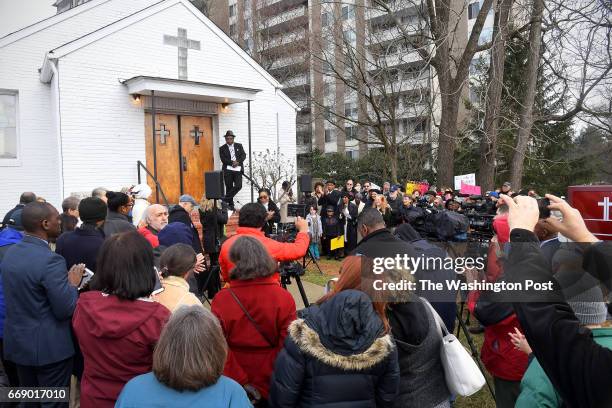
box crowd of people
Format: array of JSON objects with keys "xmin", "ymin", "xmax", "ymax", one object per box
[{"xmin": 0, "ymin": 175, "xmax": 610, "ymax": 408}]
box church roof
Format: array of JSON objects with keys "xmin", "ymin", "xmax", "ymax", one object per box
[
  {"xmin": 38, "ymin": 0, "xmax": 297, "ymax": 109},
  {"xmin": 0, "ymin": 0, "xmax": 112, "ymax": 47}
]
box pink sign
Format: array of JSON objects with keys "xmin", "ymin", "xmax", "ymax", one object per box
[{"xmin": 460, "ymin": 182, "xmax": 481, "ymax": 196}]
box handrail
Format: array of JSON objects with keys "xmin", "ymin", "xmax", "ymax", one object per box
[{"xmin": 137, "ymin": 160, "xmax": 170, "ymax": 207}]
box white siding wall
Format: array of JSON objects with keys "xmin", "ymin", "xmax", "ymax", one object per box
[
  {"xmin": 0, "ymin": 0, "xmax": 159, "ymax": 214},
  {"xmin": 57, "ymin": 1, "xmax": 296, "ymax": 205}
]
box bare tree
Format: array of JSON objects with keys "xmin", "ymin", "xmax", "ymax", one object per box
[
  {"xmin": 477, "ymin": 0, "xmax": 514, "ymax": 191},
  {"xmin": 309, "ymin": 1, "xmax": 436, "ymax": 183},
  {"xmin": 510, "ymin": 0, "xmax": 612, "ymax": 189},
  {"xmin": 244, "ymin": 149, "xmax": 297, "ymax": 202},
  {"xmin": 369, "ymin": 0, "xmax": 498, "ymax": 187}
]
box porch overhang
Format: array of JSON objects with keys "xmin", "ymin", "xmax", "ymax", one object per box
[{"xmin": 120, "ymin": 76, "xmax": 262, "ymax": 104}]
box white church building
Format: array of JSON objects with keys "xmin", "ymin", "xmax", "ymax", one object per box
[{"xmin": 0, "ymin": 0, "xmax": 297, "ymax": 214}]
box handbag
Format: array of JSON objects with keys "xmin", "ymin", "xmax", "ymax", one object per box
[{"xmin": 421, "ymin": 297, "xmax": 486, "ymax": 397}]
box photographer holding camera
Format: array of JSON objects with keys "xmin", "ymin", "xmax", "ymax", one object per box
[{"xmin": 218, "ymin": 203, "xmax": 310, "ymax": 284}]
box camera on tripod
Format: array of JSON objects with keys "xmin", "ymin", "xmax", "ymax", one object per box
[{"xmin": 279, "ymin": 261, "xmax": 305, "ymax": 279}]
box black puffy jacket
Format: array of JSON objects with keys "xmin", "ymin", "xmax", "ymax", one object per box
[{"xmin": 269, "ymin": 290, "xmax": 399, "ymax": 407}]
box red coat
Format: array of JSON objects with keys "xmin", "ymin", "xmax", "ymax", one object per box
[
  {"xmin": 480, "ymin": 314, "xmax": 529, "ymax": 381},
  {"xmin": 72, "ymin": 291, "xmax": 170, "ymax": 408},
  {"xmin": 211, "ymin": 276, "xmax": 296, "ymax": 399},
  {"xmin": 138, "ymin": 226, "xmax": 159, "ymax": 248},
  {"xmin": 469, "ymin": 216, "xmax": 528, "ymax": 381},
  {"xmin": 219, "ymin": 227, "xmax": 309, "ymax": 283}
]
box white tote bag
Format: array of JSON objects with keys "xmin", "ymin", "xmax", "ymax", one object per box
[{"xmin": 421, "ymin": 298, "xmax": 486, "ymax": 397}]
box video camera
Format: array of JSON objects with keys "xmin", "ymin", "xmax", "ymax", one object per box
[{"xmin": 279, "ymin": 261, "xmax": 305, "ymax": 278}]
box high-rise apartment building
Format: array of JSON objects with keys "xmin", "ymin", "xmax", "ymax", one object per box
[{"xmin": 210, "ymin": 0, "xmax": 447, "ymax": 175}]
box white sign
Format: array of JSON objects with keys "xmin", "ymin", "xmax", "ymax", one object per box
[{"xmin": 454, "ymin": 173, "xmax": 476, "ymax": 190}]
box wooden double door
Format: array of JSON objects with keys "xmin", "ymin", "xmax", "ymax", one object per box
[{"xmin": 145, "ymin": 113, "xmax": 214, "ymax": 204}]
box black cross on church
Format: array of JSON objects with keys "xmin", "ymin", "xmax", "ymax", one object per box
[
  {"xmin": 190, "ymin": 125, "xmax": 202, "ymax": 145},
  {"xmin": 156, "ymin": 124, "xmax": 170, "ymax": 145},
  {"xmin": 163, "ymin": 28, "xmax": 201, "ymax": 80}
]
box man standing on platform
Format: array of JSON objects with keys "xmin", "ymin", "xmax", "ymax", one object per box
[{"xmin": 219, "ymin": 130, "xmax": 246, "ymax": 210}]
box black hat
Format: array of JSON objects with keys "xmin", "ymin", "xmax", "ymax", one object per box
[
  {"xmin": 224, "ymin": 130, "xmax": 235, "ymax": 138},
  {"xmin": 79, "ymin": 197, "xmax": 107, "ymax": 224},
  {"xmin": 7, "ymin": 209, "xmax": 23, "ymax": 231},
  {"xmin": 326, "ymin": 179, "xmax": 336, "ymax": 185},
  {"xmin": 370, "ymin": 189, "xmax": 382, "ymax": 195}
]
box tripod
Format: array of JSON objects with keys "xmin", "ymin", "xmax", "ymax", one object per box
[
  {"xmin": 281, "ymin": 274, "xmax": 310, "ymax": 308},
  {"xmin": 455, "ymin": 301, "xmax": 496, "ymax": 400},
  {"xmin": 302, "ymin": 247, "xmax": 324, "ymax": 275}
]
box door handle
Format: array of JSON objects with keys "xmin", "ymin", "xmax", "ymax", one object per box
[{"xmin": 182, "ymin": 156, "xmax": 188, "ymax": 171}]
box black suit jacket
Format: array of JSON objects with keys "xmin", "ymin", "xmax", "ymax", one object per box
[
  {"xmin": 219, "ymin": 143, "xmax": 247, "ymax": 172},
  {"xmin": 259, "ymin": 199, "xmax": 280, "ymax": 236}
]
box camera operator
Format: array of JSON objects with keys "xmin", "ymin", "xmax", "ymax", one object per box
[
  {"xmin": 218, "ymin": 203, "xmax": 309, "ymax": 284},
  {"xmin": 432, "ymin": 195, "xmax": 445, "ymax": 211}
]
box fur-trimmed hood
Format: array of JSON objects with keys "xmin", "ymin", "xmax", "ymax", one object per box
[
  {"xmin": 290, "ymin": 290, "xmax": 394, "ymax": 371},
  {"xmin": 289, "ymin": 318, "xmax": 394, "ymax": 371}
]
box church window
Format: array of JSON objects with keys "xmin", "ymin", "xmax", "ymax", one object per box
[{"xmin": 0, "ymin": 92, "xmax": 17, "ymax": 161}]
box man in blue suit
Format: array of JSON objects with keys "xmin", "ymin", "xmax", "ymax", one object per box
[{"xmin": 0, "ymin": 202, "xmax": 84, "ymax": 406}]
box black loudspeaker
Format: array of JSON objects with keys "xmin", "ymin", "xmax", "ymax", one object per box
[
  {"xmin": 298, "ymin": 174, "xmax": 313, "ymax": 193},
  {"xmin": 205, "ymin": 171, "xmax": 224, "ymax": 199}
]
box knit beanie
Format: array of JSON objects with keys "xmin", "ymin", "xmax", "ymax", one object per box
[
  {"xmin": 158, "ymin": 222, "xmax": 193, "ymax": 247},
  {"xmin": 567, "ymin": 286, "xmax": 608, "ymax": 326},
  {"xmin": 78, "ymin": 197, "xmax": 107, "ymax": 224}
]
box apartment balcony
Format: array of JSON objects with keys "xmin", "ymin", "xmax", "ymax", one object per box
[
  {"xmin": 260, "ymin": 28, "xmax": 306, "ymax": 48},
  {"xmin": 366, "ymin": 1, "xmax": 423, "ymax": 25},
  {"xmin": 256, "ymin": 0, "xmax": 308, "ymax": 18},
  {"xmin": 367, "ymin": 26, "xmax": 425, "ymax": 46},
  {"xmin": 283, "ymin": 73, "xmax": 309, "ymax": 88},
  {"xmin": 370, "ymin": 51, "xmax": 423, "ymax": 69},
  {"xmin": 259, "ymin": 5, "xmax": 308, "ymax": 35}
]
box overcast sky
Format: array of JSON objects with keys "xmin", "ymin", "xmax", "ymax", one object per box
[{"xmin": 0, "ymin": 0, "xmax": 56, "ymax": 37}]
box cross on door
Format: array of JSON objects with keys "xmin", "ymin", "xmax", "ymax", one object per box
[
  {"xmin": 190, "ymin": 125, "xmax": 203, "ymax": 145},
  {"xmin": 163, "ymin": 28, "xmax": 201, "ymax": 80},
  {"xmin": 156, "ymin": 124, "xmax": 170, "ymax": 145}
]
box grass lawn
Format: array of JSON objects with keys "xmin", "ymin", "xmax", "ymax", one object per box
[{"xmin": 302, "ymin": 258, "xmax": 496, "ymax": 408}]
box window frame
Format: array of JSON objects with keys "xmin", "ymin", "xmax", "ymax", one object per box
[
  {"xmin": 468, "ymin": 2, "xmax": 480, "ymax": 20},
  {"xmin": 0, "ymin": 90, "xmax": 20, "ymax": 167}
]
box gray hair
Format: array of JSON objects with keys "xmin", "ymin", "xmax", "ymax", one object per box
[
  {"xmin": 91, "ymin": 187, "xmax": 107, "ymax": 199},
  {"xmin": 229, "ymin": 236, "xmax": 276, "ymax": 280},
  {"xmin": 357, "ymin": 207, "xmax": 386, "ymax": 230},
  {"xmin": 153, "ymin": 306, "xmax": 227, "ymax": 391},
  {"xmin": 144, "ymin": 204, "xmax": 166, "ymax": 223},
  {"xmin": 61, "ymin": 196, "xmax": 81, "ymax": 212}
]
